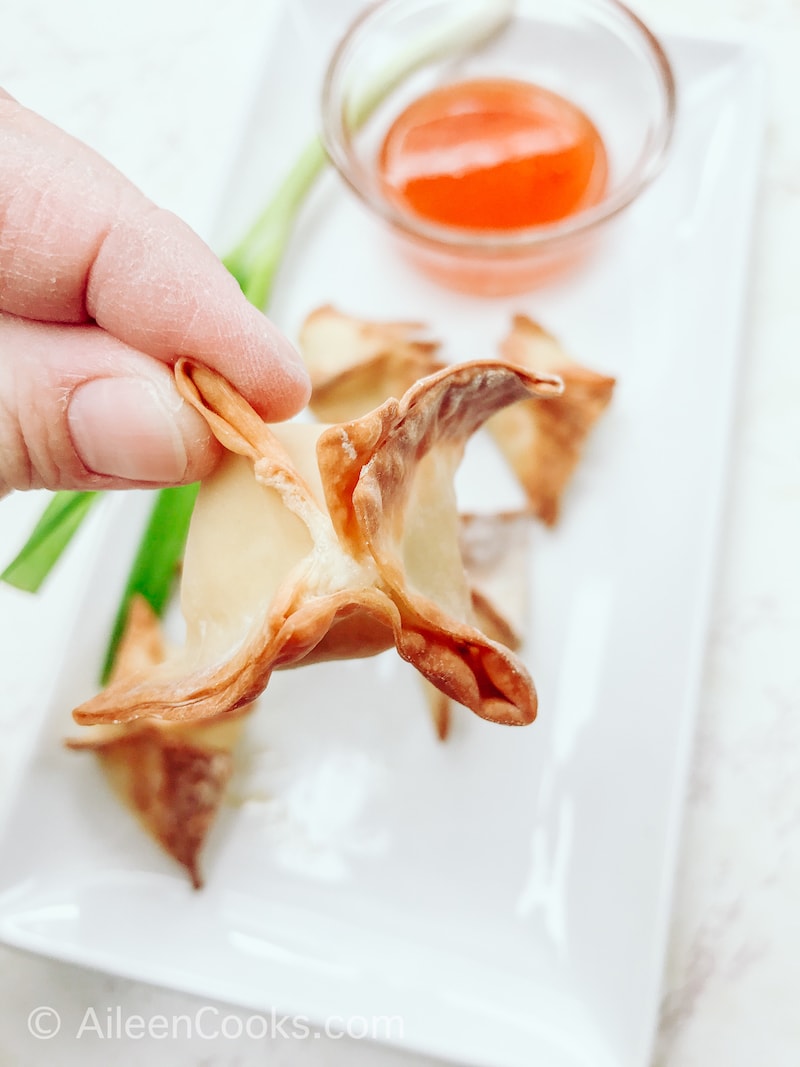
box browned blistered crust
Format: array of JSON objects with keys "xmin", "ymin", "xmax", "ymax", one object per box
[
  {"xmin": 300, "ymin": 305, "xmax": 444, "ymax": 423},
  {"xmin": 73, "ymin": 358, "xmax": 562, "ymax": 732},
  {"xmin": 488, "ymin": 315, "xmax": 616, "ymax": 525},
  {"xmin": 419, "ymin": 590, "xmax": 518, "ymax": 742},
  {"xmin": 67, "ymin": 596, "xmax": 245, "ymax": 888}
]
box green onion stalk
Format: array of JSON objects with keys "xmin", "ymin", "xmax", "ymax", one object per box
[{"xmin": 1, "ymin": 2, "xmax": 514, "ymax": 677}]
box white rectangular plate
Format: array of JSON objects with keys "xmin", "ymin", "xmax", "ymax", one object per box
[{"xmin": 0, "ymin": 15, "xmax": 764, "ymax": 1067}]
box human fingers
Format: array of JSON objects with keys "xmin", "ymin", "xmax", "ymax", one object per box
[
  {"xmin": 0, "ymin": 311, "xmax": 222, "ymax": 497},
  {"xmin": 0, "ymin": 92, "xmax": 309, "ymax": 422}
]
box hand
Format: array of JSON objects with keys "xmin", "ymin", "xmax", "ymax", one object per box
[{"xmin": 0, "ymin": 89, "xmax": 310, "ymax": 499}]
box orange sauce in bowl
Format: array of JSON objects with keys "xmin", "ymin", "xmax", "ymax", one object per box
[
  {"xmin": 378, "ymin": 78, "xmax": 608, "ymax": 232},
  {"xmin": 375, "ymin": 78, "xmax": 608, "ymax": 294}
]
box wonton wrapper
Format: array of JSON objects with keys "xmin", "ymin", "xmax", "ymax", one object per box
[
  {"xmin": 422, "ymin": 511, "xmax": 535, "ymax": 741},
  {"xmin": 73, "ymin": 358, "xmax": 562, "ymax": 732},
  {"xmin": 67, "ymin": 595, "xmax": 247, "ymax": 888},
  {"xmin": 459, "ymin": 510, "xmax": 534, "ymax": 651},
  {"xmin": 299, "ymin": 305, "xmax": 444, "ymax": 423},
  {"xmin": 488, "ymin": 315, "xmax": 616, "ymax": 525}
]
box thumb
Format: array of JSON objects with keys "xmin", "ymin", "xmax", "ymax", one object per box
[{"xmin": 0, "ymin": 312, "xmax": 221, "ymax": 497}]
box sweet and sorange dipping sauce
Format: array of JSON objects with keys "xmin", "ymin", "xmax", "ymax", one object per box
[{"xmin": 378, "ymin": 77, "xmax": 608, "ymax": 233}]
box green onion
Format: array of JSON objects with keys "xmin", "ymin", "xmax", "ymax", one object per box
[
  {"xmin": 100, "ymin": 483, "xmax": 199, "ymax": 682},
  {"xmin": 1, "ymin": 490, "xmax": 99, "ymax": 593},
  {"xmin": 223, "ymin": 136, "xmax": 327, "ymax": 310}
]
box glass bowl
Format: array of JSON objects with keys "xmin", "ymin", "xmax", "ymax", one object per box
[{"xmin": 320, "ymin": 0, "xmax": 676, "ymax": 296}]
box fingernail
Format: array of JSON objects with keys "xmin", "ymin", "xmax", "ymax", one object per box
[{"xmin": 68, "ymin": 377, "xmax": 188, "ymax": 483}]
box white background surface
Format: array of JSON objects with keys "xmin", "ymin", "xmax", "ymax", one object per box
[{"xmin": 0, "ymin": 1, "xmax": 797, "ymax": 1065}]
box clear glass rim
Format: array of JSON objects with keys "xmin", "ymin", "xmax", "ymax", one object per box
[{"xmin": 320, "ymin": 0, "xmax": 677, "ymax": 254}]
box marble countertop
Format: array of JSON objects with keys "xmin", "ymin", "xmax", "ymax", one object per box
[{"xmin": 0, "ymin": 1, "xmax": 798, "ymax": 1064}]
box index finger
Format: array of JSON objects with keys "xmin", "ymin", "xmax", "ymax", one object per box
[{"xmin": 0, "ymin": 92, "xmax": 309, "ymax": 422}]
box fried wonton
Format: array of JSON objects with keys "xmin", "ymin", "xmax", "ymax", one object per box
[
  {"xmin": 488, "ymin": 315, "xmax": 616, "ymax": 525},
  {"xmin": 67, "ymin": 595, "xmax": 247, "ymax": 888},
  {"xmin": 299, "ymin": 305, "xmax": 444, "ymax": 422},
  {"xmin": 73, "ymin": 358, "xmax": 563, "ymax": 733}
]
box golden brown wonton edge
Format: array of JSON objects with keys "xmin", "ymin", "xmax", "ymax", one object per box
[{"xmin": 488, "ymin": 314, "xmax": 616, "ymax": 525}]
